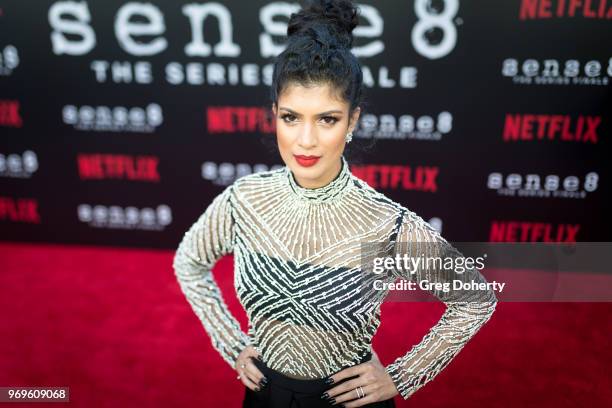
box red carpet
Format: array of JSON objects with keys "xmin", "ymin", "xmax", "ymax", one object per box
[{"xmin": 0, "ymin": 242, "xmax": 609, "ymax": 407}]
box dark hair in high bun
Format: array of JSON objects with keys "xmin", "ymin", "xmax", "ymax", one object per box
[
  {"xmin": 270, "ymin": 0, "xmax": 364, "ymax": 115},
  {"xmin": 287, "ymin": 0, "xmax": 359, "ymax": 49}
]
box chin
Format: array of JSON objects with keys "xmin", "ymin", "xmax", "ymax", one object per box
[
  {"xmin": 292, "ymin": 164, "xmax": 323, "ymax": 181},
  {"xmin": 292, "ymin": 164, "xmax": 317, "ymax": 176}
]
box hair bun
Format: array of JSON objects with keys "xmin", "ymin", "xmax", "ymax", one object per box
[{"xmin": 287, "ymin": 0, "xmax": 360, "ymax": 48}]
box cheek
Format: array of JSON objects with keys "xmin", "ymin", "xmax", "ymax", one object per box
[
  {"xmin": 320, "ymin": 129, "xmax": 346, "ymax": 151},
  {"xmin": 275, "ymin": 124, "xmax": 294, "ymax": 155},
  {"xmin": 276, "ymin": 125, "xmax": 287, "ymax": 141}
]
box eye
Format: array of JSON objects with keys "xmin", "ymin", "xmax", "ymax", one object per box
[
  {"xmin": 321, "ymin": 116, "xmax": 339, "ymax": 125},
  {"xmin": 280, "ymin": 113, "xmax": 297, "ymax": 123}
]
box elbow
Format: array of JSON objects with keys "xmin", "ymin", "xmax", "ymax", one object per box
[
  {"xmin": 471, "ymin": 288, "xmax": 498, "ymax": 324},
  {"xmin": 172, "ymin": 246, "xmax": 188, "ymax": 280},
  {"xmin": 483, "ymin": 290, "xmax": 498, "ymax": 322},
  {"xmin": 487, "ymin": 288, "xmax": 498, "ymax": 307}
]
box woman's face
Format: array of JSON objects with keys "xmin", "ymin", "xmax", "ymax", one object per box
[{"xmin": 272, "ymin": 82, "xmax": 360, "ymax": 189}]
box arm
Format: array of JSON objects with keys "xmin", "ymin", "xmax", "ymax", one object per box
[
  {"xmin": 384, "ymin": 210, "xmax": 498, "ymax": 400},
  {"xmin": 172, "ymin": 184, "xmax": 251, "ymax": 368}
]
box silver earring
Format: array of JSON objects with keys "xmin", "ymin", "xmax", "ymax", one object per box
[{"xmin": 345, "ymin": 132, "xmax": 353, "ymax": 143}]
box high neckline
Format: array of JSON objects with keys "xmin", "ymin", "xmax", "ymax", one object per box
[{"xmin": 285, "ymin": 155, "xmax": 353, "ymax": 203}]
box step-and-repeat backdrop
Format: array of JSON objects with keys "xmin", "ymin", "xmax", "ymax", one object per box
[{"xmin": 1, "ymin": 0, "xmax": 610, "ymax": 249}]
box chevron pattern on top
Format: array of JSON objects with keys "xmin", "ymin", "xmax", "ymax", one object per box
[{"xmin": 172, "ymin": 155, "xmax": 497, "ymax": 399}]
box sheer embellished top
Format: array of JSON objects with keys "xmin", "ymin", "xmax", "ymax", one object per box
[{"xmin": 172, "ymin": 155, "xmax": 497, "ymax": 399}]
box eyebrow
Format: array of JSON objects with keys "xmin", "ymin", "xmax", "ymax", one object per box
[{"xmin": 278, "ymin": 106, "xmax": 343, "ymax": 116}]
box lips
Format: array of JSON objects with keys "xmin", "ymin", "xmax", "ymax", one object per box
[{"xmin": 294, "ymin": 154, "xmax": 321, "ymax": 167}]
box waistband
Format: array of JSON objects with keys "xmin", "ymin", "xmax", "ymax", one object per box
[{"xmin": 252, "ymin": 351, "xmax": 373, "ymax": 394}]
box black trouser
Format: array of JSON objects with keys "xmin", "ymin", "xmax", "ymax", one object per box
[{"xmin": 242, "ymin": 351, "xmax": 396, "ymax": 408}]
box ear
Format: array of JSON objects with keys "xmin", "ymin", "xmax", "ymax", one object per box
[
  {"xmin": 348, "ymin": 106, "xmax": 361, "ymax": 132},
  {"xmin": 271, "ymin": 103, "xmax": 277, "ymax": 116}
]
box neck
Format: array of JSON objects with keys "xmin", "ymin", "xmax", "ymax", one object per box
[
  {"xmin": 293, "ymin": 158, "xmax": 343, "ymax": 189},
  {"xmin": 285, "ymin": 155, "xmax": 353, "ymax": 204}
]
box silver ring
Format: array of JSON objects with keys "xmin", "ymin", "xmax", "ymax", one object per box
[
  {"xmin": 356, "ymin": 386, "xmax": 365, "ymax": 398},
  {"xmin": 240, "ymin": 363, "xmax": 246, "ymax": 368}
]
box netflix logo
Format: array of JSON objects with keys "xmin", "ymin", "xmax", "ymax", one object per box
[
  {"xmin": 207, "ymin": 106, "xmax": 275, "ymax": 134},
  {"xmin": 519, "ymin": 0, "xmax": 612, "ymax": 20},
  {"xmin": 351, "ymin": 164, "xmax": 439, "ymax": 192},
  {"xmin": 0, "ymin": 197, "xmax": 40, "ymax": 223},
  {"xmin": 77, "ymin": 154, "xmax": 160, "ymax": 182},
  {"xmin": 490, "ymin": 221, "xmax": 580, "ymax": 242},
  {"xmin": 503, "ymin": 114, "xmax": 601, "ymax": 143},
  {"xmin": 0, "ymin": 100, "xmax": 23, "ymax": 128}
]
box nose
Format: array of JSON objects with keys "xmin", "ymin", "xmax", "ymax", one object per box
[{"xmin": 297, "ymin": 123, "xmax": 317, "ymax": 149}]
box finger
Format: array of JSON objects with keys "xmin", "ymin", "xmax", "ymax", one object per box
[
  {"xmin": 334, "ymin": 383, "xmax": 377, "ymax": 406},
  {"xmin": 325, "ymin": 363, "xmax": 367, "ymax": 392},
  {"xmin": 244, "ymin": 356, "xmax": 267, "ymax": 386},
  {"xmin": 325, "ymin": 368, "xmax": 369, "ymax": 399},
  {"xmin": 239, "ymin": 367, "xmax": 261, "ymax": 392},
  {"xmin": 247, "ymin": 346, "xmax": 263, "ymax": 361},
  {"xmin": 237, "ymin": 358, "xmax": 261, "ymax": 391}
]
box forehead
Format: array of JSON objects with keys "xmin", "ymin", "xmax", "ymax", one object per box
[{"xmin": 278, "ymin": 82, "xmax": 348, "ymax": 112}]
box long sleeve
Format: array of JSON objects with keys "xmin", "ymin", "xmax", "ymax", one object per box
[
  {"xmin": 172, "ymin": 184, "xmax": 251, "ymax": 368},
  {"xmin": 384, "ymin": 210, "xmax": 498, "ymax": 400}
]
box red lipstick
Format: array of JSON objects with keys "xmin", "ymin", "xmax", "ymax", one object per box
[{"xmin": 293, "ymin": 154, "xmax": 321, "ymax": 167}]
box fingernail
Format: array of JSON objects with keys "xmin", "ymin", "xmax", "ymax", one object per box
[
  {"xmin": 255, "ymin": 386, "xmax": 260, "ymax": 392},
  {"xmin": 320, "ymin": 392, "xmax": 329, "ymax": 399},
  {"xmin": 328, "ymin": 397, "xmax": 336, "ymax": 404},
  {"xmin": 257, "ymin": 355, "xmax": 263, "ymax": 361},
  {"xmin": 324, "ymin": 377, "xmax": 335, "ymax": 385},
  {"xmin": 259, "ymin": 378, "xmax": 268, "ymax": 387}
]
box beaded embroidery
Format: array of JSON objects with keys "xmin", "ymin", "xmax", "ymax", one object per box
[{"xmin": 172, "ymin": 155, "xmax": 497, "ymax": 399}]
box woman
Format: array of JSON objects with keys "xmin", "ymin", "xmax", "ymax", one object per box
[{"xmin": 172, "ymin": 1, "xmax": 498, "ymax": 407}]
